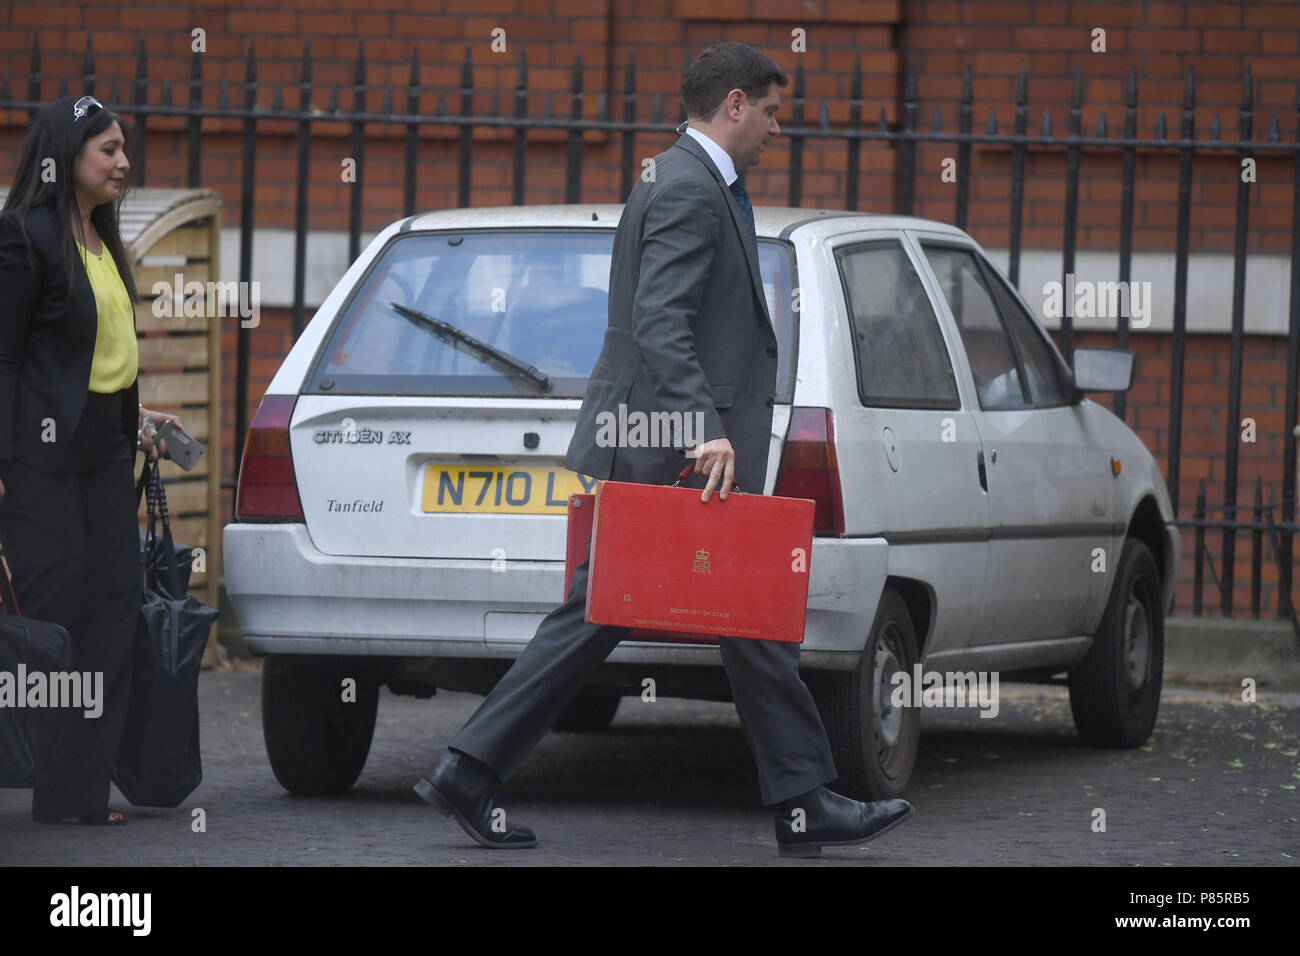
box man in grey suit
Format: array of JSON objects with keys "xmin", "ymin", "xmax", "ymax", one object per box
[{"xmin": 416, "ymin": 41, "xmax": 914, "ymax": 858}]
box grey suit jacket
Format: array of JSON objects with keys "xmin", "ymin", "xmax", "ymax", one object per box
[{"xmin": 563, "ymin": 133, "xmax": 778, "ymax": 494}]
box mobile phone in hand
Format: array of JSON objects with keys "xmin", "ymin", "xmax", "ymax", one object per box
[{"xmin": 156, "ymin": 420, "xmax": 205, "ymax": 471}]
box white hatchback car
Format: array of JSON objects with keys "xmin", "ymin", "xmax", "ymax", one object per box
[{"xmin": 224, "ymin": 205, "xmax": 1179, "ymax": 801}]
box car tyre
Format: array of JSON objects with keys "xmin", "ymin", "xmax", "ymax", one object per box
[
  {"xmin": 552, "ymin": 690, "xmax": 621, "ymax": 732},
  {"xmin": 1068, "ymin": 538, "xmax": 1164, "ymax": 747},
  {"xmin": 262, "ymin": 655, "xmax": 379, "ymax": 795},
  {"xmin": 814, "ymin": 588, "xmax": 921, "ymax": 801}
]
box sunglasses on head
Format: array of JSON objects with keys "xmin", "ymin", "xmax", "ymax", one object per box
[{"xmin": 72, "ymin": 95, "xmax": 103, "ymax": 123}]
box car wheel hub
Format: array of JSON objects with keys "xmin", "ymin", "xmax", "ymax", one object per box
[
  {"xmin": 872, "ymin": 638, "xmax": 903, "ymax": 749},
  {"xmin": 1123, "ymin": 592, "xmax": 1150, "ymax": 691}
]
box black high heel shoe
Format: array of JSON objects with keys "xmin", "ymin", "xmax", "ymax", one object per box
[{"xmin": 35, "ymin": 808, "xmax": 127, "ymax": 826}]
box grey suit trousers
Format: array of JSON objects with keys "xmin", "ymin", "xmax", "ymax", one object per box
[{"xmin": 448, "ymin": 532, "xmax": 838, "ymax": 806}]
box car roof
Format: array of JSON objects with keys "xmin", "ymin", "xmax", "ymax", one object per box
[{"xmin": 401, "ymin": 204, "xmax": 969, "ymax": 241}]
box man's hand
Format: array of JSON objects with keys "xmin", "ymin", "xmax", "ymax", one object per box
[
  {"xmin": 139, "ymin": 407, "xmax": 184, "ymax": 462},
  {"xmin": 688, "ymin": 436, "xmax": 735, "ymax": 502}
]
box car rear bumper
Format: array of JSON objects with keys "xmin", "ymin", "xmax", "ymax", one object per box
[{"xmin": 222, "ymin": 523, "xmax": 888, "ymax": 670}]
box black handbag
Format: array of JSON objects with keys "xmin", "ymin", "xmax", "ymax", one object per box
[
  {"xmin": 0, "ymin": 547, "xmax": 72, "ymax": 788},
  {"xmin": 112, "ymin": 459, "xmax": 218, "ymax": 807}
]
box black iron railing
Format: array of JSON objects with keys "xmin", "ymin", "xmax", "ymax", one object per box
[{"xmin": 3, "ymin": 35, "xmax": 1297, "ymax": 626}]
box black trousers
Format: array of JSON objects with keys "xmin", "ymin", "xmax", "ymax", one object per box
[
  {"xmin": 448, "ymin": 532, "xmax": 839, "ymax": 806},
  {"xmin": 0, "ymin": 389, "xmax": 140, "ymax": 819}
]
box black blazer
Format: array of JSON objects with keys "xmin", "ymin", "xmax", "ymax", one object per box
[{"xmin": 0, "ymin": 201, "xmax": 139, "ymax": 471}]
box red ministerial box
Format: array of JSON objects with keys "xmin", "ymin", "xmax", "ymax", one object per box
[
  {"xmin": 579, "ymin": 480, "xmax": 815, "ymax": 643},
  {"xmin": 563, "ymin": 494, "xmax": 593, "ymax": 600},
  {"xmin": 565, "ymin": 493, "xmax": 717, "ymax": 645}
]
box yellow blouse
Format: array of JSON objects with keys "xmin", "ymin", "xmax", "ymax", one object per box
[{"xmin": 76, "ymin": 238, "xmax": 139, "ymax": 393}]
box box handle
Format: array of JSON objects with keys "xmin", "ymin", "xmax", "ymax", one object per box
[{"xmin": 671, "ymin": 462, "xmax": 741, "ymax": 493}]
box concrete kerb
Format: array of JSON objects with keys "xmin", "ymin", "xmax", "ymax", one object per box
[{"xmin": 1164, "ymin": 616, "xmax": 1300, "ymax": 691}]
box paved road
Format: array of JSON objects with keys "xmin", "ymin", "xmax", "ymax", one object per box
[{"xmin": 1, "ymin": 670, "xmax": 1296, "ymax": 866}]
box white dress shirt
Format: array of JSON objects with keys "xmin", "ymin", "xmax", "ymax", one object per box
[{"xmin": 684, "ymin": 125, "xmax": 738, "ymax": 187}]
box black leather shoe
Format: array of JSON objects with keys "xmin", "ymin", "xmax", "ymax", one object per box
[
  {"xmin": 774, "ymin": 788, "xmax": 913, "ymax": 858},
  {"xmin": 414, "ymin": 750, "xmax": 538, "ymax": 849}
]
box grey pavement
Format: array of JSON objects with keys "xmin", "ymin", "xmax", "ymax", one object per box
[{"xmin": 1, "ymin": 668, "xmax": 1296, "ymax": 866}]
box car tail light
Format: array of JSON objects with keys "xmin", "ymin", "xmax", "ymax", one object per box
[
  {"xmin": 235, "ymin": 395, "xmax": 304, "ymax": 522},
  {"xmin": 774, "ymin": 407, "xmax": 845, "ymax": 536}
]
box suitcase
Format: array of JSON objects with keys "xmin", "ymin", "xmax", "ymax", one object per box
[
  {"xmin": 0, "ymin": 549, "xmax": 73, "ymax": 788},
  {"xmin": 567, "ymin": 464, "xmax": 816, "ymax": 643}
]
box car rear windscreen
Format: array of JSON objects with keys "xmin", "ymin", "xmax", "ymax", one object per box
[{"xmin": 306, "ymin": 228, "xmax": 798, "ymax": 399}]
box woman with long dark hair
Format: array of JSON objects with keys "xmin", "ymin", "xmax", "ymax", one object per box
[{"xmin": 0, "ymin": 94, "xmax": 181, "ymax": 825}]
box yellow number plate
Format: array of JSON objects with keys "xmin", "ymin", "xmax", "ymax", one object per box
[{"xmin": 421, "ymin": 465, "xmax": 598, "ymax": 514}]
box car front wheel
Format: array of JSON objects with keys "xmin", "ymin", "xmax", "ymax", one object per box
[
  {"xmin": 262, "ymin": 655, "xmax": 380, "ymax": 795},
  {"xmin": 1068, "ymin": 538, "xmax": 1164, "ymax": 747},
  {"xmin": 813, "ymin": 588, "xmax": 921, "ymax": 801}
]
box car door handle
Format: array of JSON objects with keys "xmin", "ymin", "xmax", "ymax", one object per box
[{"xmin": 977, "ymin": 449, "xmax": 988, "ymax": 493}]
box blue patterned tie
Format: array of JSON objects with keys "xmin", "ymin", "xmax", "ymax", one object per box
[{"xmin": 728, "ymin": 177, "xmax": 755, "ymax": 239}]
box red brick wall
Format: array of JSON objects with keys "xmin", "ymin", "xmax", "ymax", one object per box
[
  {"xmin": 2, "ymin": 1, "xmax": 1295, "ymax": 618},
  {"xmin": 901, "ymin": 0, "xmax": 1300, "ymax": 255},
  {"xmin": 1078, "ymin": 329, "xmax": 1294, "ymax": 620},
  {"xmin": 3, "ymin": 1, "xmax": 1296, "ymax": 234}
]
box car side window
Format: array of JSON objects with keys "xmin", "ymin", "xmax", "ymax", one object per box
[
  {"xmin": 757, "ymin": 241, "xmax": 797, "ymax": 403},
  {"xmin": 921, "ymin": 243, "xmax": 1030, "ymax": 410},
  {"xmin": 834, "ymin": 240, "xmax": 960, "ymax": 410},
  {"xmin": 982, "ymin": 263, "xmax": 1073, "ymax": 407}
]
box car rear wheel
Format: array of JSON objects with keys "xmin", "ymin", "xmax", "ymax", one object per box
[
  {"xmin": 814, "ymin": 588, "xmax": 921, "ymax": 801},
  {"xmin": 262, "ymin": 655, "xmax": 380, "ymax": 795},
  {"xmin": 1068, "ymin": 538, "xmax": 1164, "ymax": 747},
  {"xmin": 552, "ymin": 690, "xmax": 621, "ymax": 732}
]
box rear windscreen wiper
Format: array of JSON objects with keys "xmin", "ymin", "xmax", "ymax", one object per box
[{"xmin": 390, "ymin": 302, "xmax": 552, "ymax": 394}]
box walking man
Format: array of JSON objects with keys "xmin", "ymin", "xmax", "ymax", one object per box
[{"xmin": 416, "ymin": 41, "xmax": 915, "ymax": 858}]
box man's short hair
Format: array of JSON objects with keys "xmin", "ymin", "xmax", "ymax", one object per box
[{"xmin": 681, "ymin": 42, "xmax": 788, "ymax": 121}]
